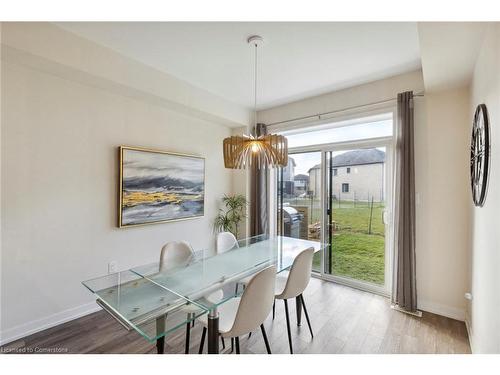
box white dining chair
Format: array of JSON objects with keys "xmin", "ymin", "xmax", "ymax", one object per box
[
  {"xmin": 159, "ymin": 241, "xmax": 223, "ymax": 354},
  {"xmin": 216, "ymin": 231, "xmax": 239, "ymax": 253},
  {"xmin": 159, "ymin": 240, "xmax": 194, "ymax": 271},
  {"xmin": 198, "ymin": 266, "xmax": 276, "ymax": 354},
  {"xmin": 216, "ymin": 232, "xmax": 252, "ymax": 297},
  {"xmin": 274, "ymin": 247, "xmax": 315, "ymax": 354}
]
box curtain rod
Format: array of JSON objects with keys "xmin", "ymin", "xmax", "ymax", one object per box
[{"xmin": 266, "ymin": 92, "xmax": 424, "ymax": 128}]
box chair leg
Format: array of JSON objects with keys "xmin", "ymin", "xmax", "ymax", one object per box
[
  {"xmin": 234, "ymin": 284, "xmax": 239, "ymax": 295},
  {"xmin": 235, "ymin": 336, "xmax": 240, "ymax": 354},
  {"xmin": 300, "ymin": 294, "xmax": 314, "ymax": 338},
  {"xmin": 231, "ymin": 337, "xmax": 234, "ymax": 353},
  {"xmin": 295, "ymin": 296, "xmax": 302, "ymax": 326},
  {"xmin": 248, "ymin": 332, "xmax": 252, "ymax": 339},
  {"xmin": 260, "ymin": 324, "xmax": 272, "ymax": 354},
  {"xmin": 198, "ymin": 327, "xmax": 206, "ymax": 354},
  {"xmin": 221, "ymin": 336, "xmax": 225, "ymax": 349},
  {"xmin": 284, "ymin": 299, "xmax": 293, "ymax": 354},
  {"xmin": 185, "ymin": 319, "xmax": 191, "ymax": 354},
  {"xmin": 272, "ymin": 299, "xmax": 276, "ymax": 320}
]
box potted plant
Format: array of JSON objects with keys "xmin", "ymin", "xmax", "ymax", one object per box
[{"xmin": 214, "ymin": 194, "xmax": 247, "ymax": 239}]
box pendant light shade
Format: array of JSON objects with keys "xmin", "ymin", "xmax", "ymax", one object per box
[
  {"xmin": 223, "ymin": 35, "xmax": 288, "ymax": 169},
  {"xmin": 223, "ymin": 133, "xmax": 288, "ymax": 169}
]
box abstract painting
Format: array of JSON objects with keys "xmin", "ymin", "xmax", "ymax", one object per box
[{"xmin": 119, "ymin": 146, "xmax": 205, "ymax": 227}]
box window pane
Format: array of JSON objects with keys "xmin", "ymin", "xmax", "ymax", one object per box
[
  {"xmin": 330, "ymin": 147, "xmax": 387, "ymax": 285},
  {"xmin": 282, "ymin": 115, "xmax": 393, "ymax": 149},
  {"xmin": 277, "ymin": 151, "xmax": 322, "ymax": 273}
]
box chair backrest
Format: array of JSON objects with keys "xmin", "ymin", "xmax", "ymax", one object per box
[
  {"xmin": 216, "ymin": 232, "xmax": 239, "ymax": 254},
  {"xmin": 159, "ymin": 241, "xmax": 194, "ymax": 271},
  {"xmin": 279, "ymin": 247, "xmax": 314, "ymax": 300},
  {"xmin": 228, "ymin": 266, "xmax": 276, "ymax": 337}
]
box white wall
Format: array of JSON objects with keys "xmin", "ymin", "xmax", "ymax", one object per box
[
  {"xmin": 414, "ymin": 88, "xmax": 471, "ymax": 320},
  {"xmin": 0, "ymin": 24, "xmax": 241, "ymax": 344},
  {"xmin": 258, "ymin": 70, "xmax": 425, "ymax": 126},
  {"xmin": 257, "ymin": 70, "xmax": 471, "ymax": 321},
  {"xmin": 468, "ymin": 23, "xmax": 500, "ymax": 353},
  {"xmin": 1, "ymin": 23, "xmax": 250, "ymax": 129}
]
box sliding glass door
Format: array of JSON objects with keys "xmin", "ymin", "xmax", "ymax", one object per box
[
  {"xmin": 324, "ymin": 145, "xmax": 391, "ymax": 293},
  {"xmin": 276, "ymin": 112, "xmax": 394, "ymax": 295}
]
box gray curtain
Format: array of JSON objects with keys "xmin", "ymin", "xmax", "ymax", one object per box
[
  {"xmin": 392, "ymin": 91, "xmax": 417, "ymax": 312},
  {"xmin": 249, "ymin": 123, "xmax": 269, "ymax": 236}
]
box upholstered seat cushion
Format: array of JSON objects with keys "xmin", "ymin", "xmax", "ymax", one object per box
[
  {"xmin": 182, "ymin": 289, "xmax": 223, "ymax": 313},
  {"xmin": 274, "ymin": 275, "xmax": 289, "ymax": 299},
  {"xmin": 198, "ymin": 297, "xmax": 240, "ymax": 337},
  {"xmin": 206, "ymin": 289, "xmax": 224, "ymax": 304}
]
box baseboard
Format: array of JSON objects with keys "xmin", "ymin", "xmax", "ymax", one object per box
[
  {"xmin": 391, "ymin": 304, "xmax": 423, "ymax": 317},
  {"xmin": 464, "ymin": 310, "xmax": 474, "ymax": 353},
  {"xmin": 418, "ymin": 299, "xmax": 466, "ymax": 321},
  {"xmin": 0, "ymin": 301, "xmax": 101, "ymax": 346}
]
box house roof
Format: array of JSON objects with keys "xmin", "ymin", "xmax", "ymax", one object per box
[
  {"xmin": 294, "ymin": 174, "xmax": 309, "ymax": 181},
  {"xmin": 308, "ymin": 148, "xmax": 385, "ymax": 172}
]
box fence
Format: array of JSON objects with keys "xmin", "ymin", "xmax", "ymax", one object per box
[{"xmin": 282, "ymin": 190, "xmax": 385, "ymax": 238}]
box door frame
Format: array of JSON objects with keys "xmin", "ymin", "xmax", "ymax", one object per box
[
  {"xmin": 319, "ymin": 137, "xmax": 394, "ymax": 297},
  {"xmin": 283, "ymin": 138, "xmax": 393, "ymax": 296},
  {"xmin": 272, "ymin": 107, "xmax": 396, "ymax": 297}
]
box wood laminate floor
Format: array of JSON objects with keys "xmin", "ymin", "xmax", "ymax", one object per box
[{"xmin": 1, "ymin": 279, "xmax": 471, "ymax": 354}]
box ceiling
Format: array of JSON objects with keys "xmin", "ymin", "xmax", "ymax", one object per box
[{"xmin": 56, "ymin": 22, "xmax": 422, "ymax": 110}]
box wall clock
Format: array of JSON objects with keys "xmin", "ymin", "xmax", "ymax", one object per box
[{"xmin": 470, "ymin": 104, "xmax": 490, "ymax": 207}]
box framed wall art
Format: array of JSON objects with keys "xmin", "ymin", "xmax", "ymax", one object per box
[{"xmin": 119, "ymin": 146, "xmax": 205, "ymax": 227}]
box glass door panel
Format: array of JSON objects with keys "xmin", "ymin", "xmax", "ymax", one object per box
[
  {"xmin": 325, "ymin": 146, "xmax": 388, "ymax": 287},
  {"xmin": 277, "ymin": 151, "xmax": 323, "ymax": 272}
]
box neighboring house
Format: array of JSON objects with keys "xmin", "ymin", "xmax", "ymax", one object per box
[
  {"xmin": 308, "ymin": 148, "xmax": 385, "ymax": 201},
  {"xmin": 282, "ymin": 156, "xmax": 296, "ymax": 182},
  {"xmin": 282, "ymin": 156, "xmax": 296, "ymax": 196},
  {"xmin": 294, "ymin": 174, "xmax": 309, "ymax": 195}
]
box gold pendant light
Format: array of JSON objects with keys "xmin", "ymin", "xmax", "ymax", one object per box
[{"xmin": 223, "ymin": 35, "xmax": 288, "ymax": 169}]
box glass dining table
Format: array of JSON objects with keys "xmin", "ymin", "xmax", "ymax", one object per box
[{"xmin": 82, "ymin": 234, "xmax": 323, "ymax": 354}]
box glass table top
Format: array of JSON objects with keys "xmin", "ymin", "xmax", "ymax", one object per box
[
  {"xmin": 131, "ymin": 235, "xmax": 322, "ymax": 310},
  {"xmin": 82, "ymin": 270, "xmax": 207, "ymax": 342},
  {"xmin": 82, "ymin": 235, "xmax": 323, "ymax": 342}
]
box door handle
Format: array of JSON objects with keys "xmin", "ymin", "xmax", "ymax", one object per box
[{"xmin": 382, "ymin": 209, "xmax": 390, "ymax": 225}]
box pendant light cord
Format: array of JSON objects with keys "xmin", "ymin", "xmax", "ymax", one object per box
[{"xmin": 254, "ymin": 42, "xmax": 258, "ymax": 136}]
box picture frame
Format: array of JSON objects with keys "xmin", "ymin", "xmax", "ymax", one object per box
[{"xmin": 118, "ymin": 146, "xmax": 205, "ymax": 228}]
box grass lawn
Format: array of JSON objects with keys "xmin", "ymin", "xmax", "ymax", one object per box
[
  {"xmin": 331, "ymin": 204, "xmax": 385, "ymax": 236},
  {"xmin": 331, "ymin": 232, "xmax": 385, "ymax": 284},
  {"xmin": 294, "ymin": 200, "xmax": 386, "ymax": 285}
]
